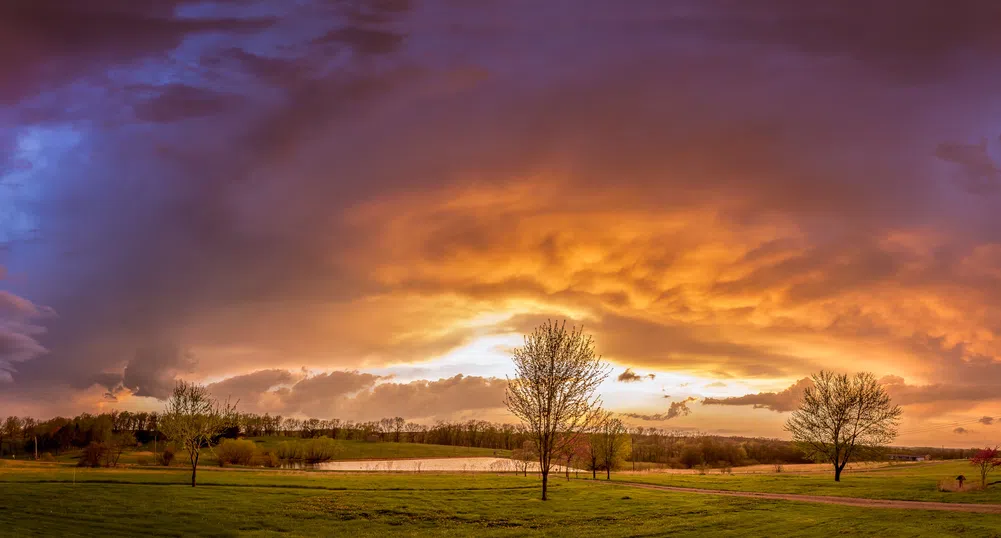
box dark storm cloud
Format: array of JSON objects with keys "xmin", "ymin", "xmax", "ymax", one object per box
[
  {"xmin": 677, "ymin": 0, "xmax": 1001, "ymax": 83},
  {"xmin": 977, "ymin": 416, "xmax": 995, "ymax": 426},
  {"xmin": 131, "ymin": 84, "xmax": 247, "ymax": 123},
  {"xmin": 0, "ymin": 0, "xmax": 275, "ymax": 104},
  {"xmin": 120, "ymin": 344, "xmax": 197, "ymax": 399},
  {"xmin": 0, "ymin": 286, "xmax": 51, "ymax": 379},
  {"xmin": 3, "ymin": 0, "xmax": 1001, "ymax": 426},
  {"xmin": 617, "ymin": 369, "xmax": 655, "ymax": 383}
]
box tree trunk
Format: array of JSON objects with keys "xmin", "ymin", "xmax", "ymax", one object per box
[
  {"xmin": 191, "ymin": 452, "xmax": 199, "ymax": 487},
  {"xmin": 541, "ymin": 470, "xmax": 549, "ymax": 501},
  {"xmin": 606, "ymin": 467, "xmax": 611, "ymax": 480},
  {"xmin": 834, "ymin": 465, "xmax": 842, "ymax": 482},
  {"xmin": 592, "ymin": 467, "xmax": 596, "ymax": 479}
]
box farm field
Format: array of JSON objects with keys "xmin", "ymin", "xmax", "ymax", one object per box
[{"xmin": 2, "ymin": 460, "xmax": 1001, "ymax": 537}]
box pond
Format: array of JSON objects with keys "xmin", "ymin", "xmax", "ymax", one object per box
[{"xmin": 282, "ymin": 457, "xmax": 575, "ymax": 473}]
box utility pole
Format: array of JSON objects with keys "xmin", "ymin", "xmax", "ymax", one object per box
[{"xmin": 34, "ymin": 436, "xmax": 38, "ymax": 460}]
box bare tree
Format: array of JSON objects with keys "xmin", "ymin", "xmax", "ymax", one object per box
[
  {"xmin": 106, "ymin": 431, "xmax": 137, "ymax": 468},
  {"xmin": 785, "ymin": 371, "xmax": 901, "ymax": 482},
  {"xmin": 510, "ymin": 440, "xmax": 537, "ymax": 477},
  {"xmin": 160, "ymin": 382, "xmax": 236, "ymax": 487},
  {"xmin": 505, "ymin": 320, "xmax": 609, "ymax": 500},
  {"xmin": 598, "ymin": 416, "xmax": 629, "ymax": 480}
]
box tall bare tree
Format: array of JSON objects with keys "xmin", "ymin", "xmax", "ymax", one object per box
[
  {"xmin": 785, "ymin": 371, "xmax": 901, "ymax": 482},
  {"xmin": 160, "ymin": 382, "xmax": 236, "ymax": 487},
  {"xmin": 505, "ymin": 320, "xmax": 609, "ymax": 500}
]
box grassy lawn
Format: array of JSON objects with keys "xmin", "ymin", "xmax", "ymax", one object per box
[
  {"xmin": 2, "ymin": 462, "xmax": 1001, "ymax": 537},
  {"xmin": 607, "ymin": 460, "xmax": 1001, "ymax": 504},
  {"xmin": 33, "ymin": 438, "xmax": 509, "ymax": 466}
]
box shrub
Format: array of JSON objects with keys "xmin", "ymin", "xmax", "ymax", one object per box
[
  {"xmin": 40, "ymin": 452, "xmax": 56, "ymax": 462},
  {"xmin": 258, "ymin": 450, "xmax": 281, "ymax": 468},
  {"xmin": 79, "ymin": 442, "xmax": 107, "ymax": 467},
  {"xmin": 137, "ymin": 457, "xmax": 150, "ymax": 466},
  {"xmin": 216, "ymin": 439, "xmax": 257, "ymax": 467},
  {"xmin": 160, "ymin": 446, "xmax": 176, "ymax": 467},
  {"xmin": 277, "ymin": 437, "xmax": 339, "ymax": 464}
]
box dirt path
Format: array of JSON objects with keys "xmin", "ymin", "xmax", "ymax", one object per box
[{"xmin": 608, "ymin": 481, "xmax": 1001, "ymax": 514}]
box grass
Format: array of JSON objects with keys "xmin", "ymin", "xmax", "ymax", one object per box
[
  {"xmin": 609, "ymin": 460, "xmax": 1001, "ymax": 504},
  {"xmin": 35, "ymin": 437, "xmax": 509, "ymax": 467},
  {"xmin": 2, "ymin": 461, "xmax": 1001, "ymax": 537}
]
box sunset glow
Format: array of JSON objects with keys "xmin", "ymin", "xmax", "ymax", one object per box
[{"xmin": 3, "ymin": 0, "xmax": 1001, "ymax": 449}]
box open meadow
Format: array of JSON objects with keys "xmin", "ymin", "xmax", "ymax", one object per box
[{"xmin": 3, "ymin": 459, "xmax": 1001, "ymax": 537}]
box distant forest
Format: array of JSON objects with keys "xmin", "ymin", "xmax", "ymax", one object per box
[{"xmin": 0, "ymin": 411, "xmax": 978, "ymax": 468}]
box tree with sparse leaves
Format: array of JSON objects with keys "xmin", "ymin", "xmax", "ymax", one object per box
[
  {"xmin": 785, "ymin": 371, "xmax": 901, "ymax": 482},
  {"xmin": 505, "ymin": 320, "xmax": 609, "ymax": 500},
  {"xmin": 160, "ymin": 382, "xmax": 236, "ymax": 487},
  {"xmin": 597, "ymin": 415, "xmax": 630, "ymax": 480},
  {"xmin": 970, "ymin": 447, "xmax": 1001, "ymax": 488}
]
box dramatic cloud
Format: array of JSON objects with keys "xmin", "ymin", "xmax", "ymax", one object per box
[
  {"xmin": 703, "ymin": 378, "xmax": 814, "ymax": 412},
  {"xmin": 617, "ymin": 369, "xmax": 655, "ymax": 383},
  {"xmin": 208, "ymin": 370, "xmax": 506, "ymax": 420},
  {"xmin": 120, "ymin": 345, "xmax": 197, "ymax": 399},
  {"xmin": 622, "ymin": 397, "xmax": 697, "ymax": 422},
  {"xmin": 706, "ymin": 376, "xmax": 1001, "ymax": 419},
  {"xmin": 3, "ymin": 1, "xmax": 1001, "ymax": 441},
  {"xmin": 0, "ymin": 286, "xmax": 51, "ymax": 381}
]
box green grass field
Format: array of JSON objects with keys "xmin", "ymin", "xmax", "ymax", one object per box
[
  {"xmin": 40, "ymin": 438, "xmax": 509, "ymax": 466},
  {"xmin": 2, "ymin": 460, "xmax": 1001, "ymax": 537},
  {"xmin": 611, "ymin": 460, "xmax": 1001, "ymax": 504}
]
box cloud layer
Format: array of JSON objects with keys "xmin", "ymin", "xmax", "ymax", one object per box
[{"xmin": 2, "ymin": 1, "xmax": 1001, "ymax": 439}]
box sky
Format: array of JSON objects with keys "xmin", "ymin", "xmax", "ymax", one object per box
[{"xmin": 2, "ymin": 0, "xmax": 1001, "ymax": 447}]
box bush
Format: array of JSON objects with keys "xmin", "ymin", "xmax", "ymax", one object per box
[
  {"xmin": 137, "ymin": 457, "xmax": 150, "ymax": 466},
  {"xmin": 277, "ymin": 437, "xmax": 339, "ymax": 464},
  {"xmin": 159, "ymin": 446, "xmax": 176, "ymax": 467},
  {"xmin": 258, "ymin": 450, "xmax": 281, "ymax": 468},
  {"xmin": 216, "ymin": 439, "xmax": 257, "ymax": 467},
  {"xmin": 78, "ymin": 442, "xmax": 107, "ymax": 467},
  {"xmin": 40, "ymin": 452, "xmax": 55, "ymax": 462}
]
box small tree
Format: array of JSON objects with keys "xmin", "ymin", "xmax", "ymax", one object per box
[
  {"xmin": 106, "ymin": 431, "xmax": 137, "ymax": 468},
  {"xmin": 785, "ymin": 371, "xmax": 901, "ymax": 482},
  {"xmin": 160, "ymin": 381, "xmax": 236, "ymax": 487},
  {"xmin": 2, "ymin": 416, "xmax": 23, "ymax": 457},
  {"xmin": 511, "ymin": 440, "xmax": 537, "ymax": 477},
  {"xmin": 585, "ymin": 426, "xmax": 603, "ymax": 479},
  {"xmin": 556, "ymin": 433, "xmax": 589, "ymax": 481},
  {"xmin": 597, "ymin": 416, "xmax": 630, "ymax": 480},
  {"xmin": 505, "ymin": 320, "xmax": 609, "ymax": 500},
  {"xmin": 970, "ymin": 447, "xmax": 1001, "ymax": 488}
]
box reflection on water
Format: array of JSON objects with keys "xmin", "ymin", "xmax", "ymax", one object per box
[{"xmin": 281, "ymin": 457, "xmax": 575, "ymax": 473}]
